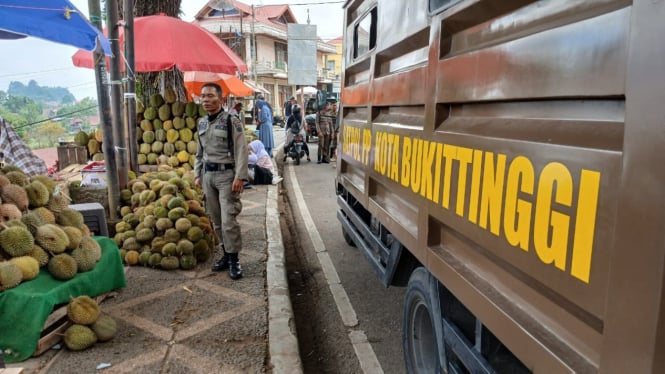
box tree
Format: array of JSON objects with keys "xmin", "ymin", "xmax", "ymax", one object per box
[
  {"xmin": 117, "ymin": 0, "xmax": 185, "ymax": 103},
  {"xmin": 32, "ymin": 121, "xmax": 66, "ymax": 149}
]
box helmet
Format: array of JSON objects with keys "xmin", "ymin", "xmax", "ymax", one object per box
[{"xmin": 292, "ymin": 104, "xmax": 301, "ymax": 114}]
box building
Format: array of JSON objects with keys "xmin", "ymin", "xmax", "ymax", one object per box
[{"xmin": 192, "ymin": 1, "xmax": 339, "ymax": 114}]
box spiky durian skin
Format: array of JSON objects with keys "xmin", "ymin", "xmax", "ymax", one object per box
[
  {"xmin": 0, "ymin": 225, "xmax": 34, "ymax": 257},
  {"xmin": 47, "ymin": 253, "xmax": 78, "ymax": 280}
]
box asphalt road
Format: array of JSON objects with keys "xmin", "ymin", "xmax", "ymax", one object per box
[{"xmin": 277, "ymin": 137, "xmax": 407, "ymax": 374}]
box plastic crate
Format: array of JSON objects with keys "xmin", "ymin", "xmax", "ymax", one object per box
[{"xmin": 70, "ymin": 202, "xmax": 108, "ymax": 237}]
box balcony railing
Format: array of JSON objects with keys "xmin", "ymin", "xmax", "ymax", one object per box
[{"xmin": 255, "ymin": 60, "xmax": 287, "ymax": 76}]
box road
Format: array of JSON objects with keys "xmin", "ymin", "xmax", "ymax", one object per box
[{"xmin": 275, "ymin": 136, "xmax": 407, "ymax": 374}]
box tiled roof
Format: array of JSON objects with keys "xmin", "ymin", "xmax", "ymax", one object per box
[{"xmin": 193, "ymin": 1, "xmax": 298, "ymax": 30}]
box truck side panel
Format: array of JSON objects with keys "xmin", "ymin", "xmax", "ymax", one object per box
[{"xmin": 338, "ymin": 0, "xmax": 665, "ymax": 372}]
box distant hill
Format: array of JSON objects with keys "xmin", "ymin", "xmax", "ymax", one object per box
[{"xmin": 7, "ymin": 80, "xmax": 76, "ymax": 104}]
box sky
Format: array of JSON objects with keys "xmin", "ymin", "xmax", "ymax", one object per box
[{"xmin": 0, "ymin": 0, "xmax": 344, "ymax": 101}]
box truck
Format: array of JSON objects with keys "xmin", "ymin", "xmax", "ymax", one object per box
[{"xmin": 335, "ymin": 0, "xmax": 665, "ymax": 372}]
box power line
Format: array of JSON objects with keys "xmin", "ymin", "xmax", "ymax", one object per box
[
  {"xmin": 0, "ymin": 67, "xmax": 78, "ymax": 79},
  {"xmin": 13, "ymin": 105, "xmax": 98, "ymax": 130}
]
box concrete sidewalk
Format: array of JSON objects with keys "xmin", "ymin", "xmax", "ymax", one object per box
[{"xmin": 7, "ymin": 183, "xmax": 301, "ymax": 374}]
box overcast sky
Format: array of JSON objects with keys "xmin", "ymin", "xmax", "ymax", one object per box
[{"xmin": 0, "ymin": 0, "xmax": 344, "ymax": 100}]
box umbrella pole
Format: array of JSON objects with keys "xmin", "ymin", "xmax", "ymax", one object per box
[
  {"xmin": 89, "ymin": 0, "xmax": 120, "ymax": 221},
  {"xmin": 107, "ymin": 0, "xmax": 130, "ymax": 192}
]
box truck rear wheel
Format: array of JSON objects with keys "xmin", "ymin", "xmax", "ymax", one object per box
[
  {"xmin": 403, "ymin": 267, "xmax": 445, "ymax": 373},
  {"xmin": 342, "ymin": 226, "xmax": 356, "ymax": 247}
]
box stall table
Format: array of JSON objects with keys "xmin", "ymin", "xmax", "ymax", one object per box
[{"xmin": 0, "ymin": 237, "xmax": 126, "ymax": 363}]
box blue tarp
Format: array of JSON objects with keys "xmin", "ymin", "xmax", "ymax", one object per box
[{"xmin": 0, "ymin": 0, "xmax": 111, "ymax": 54}]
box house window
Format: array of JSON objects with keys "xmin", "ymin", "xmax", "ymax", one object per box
[
  {"xmin": 208, "ymin": 8, "xmax": 240, "ymax": 17},
  {"xmin": 275, "ymin": 42, "xmax": 288, "ymax": 66},
  {"xmin": 274, "ymin": 15, "xmax": 288, "ymax": 25},
  {"xmin": 326, "ymin": 60, "xmax": 335, "ymax": 71},
  {"xmin": 429, "ymin": 0, "xmax": 461, "ymax": 13}
]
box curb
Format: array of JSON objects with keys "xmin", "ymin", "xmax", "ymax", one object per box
[{"xmin": 265, "ymin": 182, "xmax": 303, "ymax": 373}]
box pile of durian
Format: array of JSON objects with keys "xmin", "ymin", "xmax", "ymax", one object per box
[
  {"xmin": 114, "ymin": 167, "xmax": 214, "ymax": 270},
  {"xmin": 0, "ymin": 166, "xmax": 102, "ymax": 292},
  {"xmin": 73, "ymin": 129, "xmax": 104, "ymax": 162},
  {"xmin": 135, "ymin": 89, "xmax": 204, "ymax": 169},
  {"xmin": 62, "ymin": 295, "xmax": 116, "ymax": 351}
]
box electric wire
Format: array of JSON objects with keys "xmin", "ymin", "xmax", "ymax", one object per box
[{"xmin": 13, "ymin": 105, "xmax": 97, "ymax": 130}]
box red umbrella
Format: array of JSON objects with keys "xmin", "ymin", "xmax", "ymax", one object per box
[
  {"xmin": 183, "ymin": 71, "xmax": 254, "ymax": 100},
  {"xmin": 71, "ymin": 14, "xmax": 247, "ymax": 74}
]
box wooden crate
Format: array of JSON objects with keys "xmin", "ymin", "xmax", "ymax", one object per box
[
  {"xmin": 57, "ymin": 144, "xmax": 87, "ymax": 168},
  {"xmin": 32, "ymin": 292, "xmax": 118, "ymax": 357}
]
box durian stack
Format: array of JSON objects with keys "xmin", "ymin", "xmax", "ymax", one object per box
[
  {"xmin": 73, "ymin": 129, "xmax": 104, "ymax": 162},
  {"xmin": 62, "ymin": 295, "xmax": 117, "ymax": 351},
  {"xmin": 0, "ymin": 166, "xmax": 102, "ymax": 292},
  {"xmin": 113, "ymin": 168, "xmax": 214, "ymax": 270},
  {"xmin": 135, "ymin": 89, "xmax": 206, "ymax": 170}
]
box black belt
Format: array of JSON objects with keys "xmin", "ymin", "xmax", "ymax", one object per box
[{"xmin": 204, "ymin": 162, "xmax": 234, "ymax": 172}]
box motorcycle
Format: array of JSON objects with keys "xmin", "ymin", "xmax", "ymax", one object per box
[
  {"xmin": 286, "ymin": 133, "xmax": 306, "ymax": 165},
  {"xmin": 305, "ymin": 113, "xmax": 317, "ymax": 143}
]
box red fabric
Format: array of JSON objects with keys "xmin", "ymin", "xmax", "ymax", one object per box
[{"xmin": 71, "ymin": 14, "xmax": 247, "ymax": 74}]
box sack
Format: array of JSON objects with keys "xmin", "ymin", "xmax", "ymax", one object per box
[{"xmin": 253, "ymin": 165, "xmax": 273, "ymax": 185}]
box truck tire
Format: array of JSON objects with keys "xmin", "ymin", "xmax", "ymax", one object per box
[
  {"xmin": 403, "ymin": 267, "xmax": 445, "ymax": 374},
  {"xmin": 342, "ymin": 226, "xmax": 356, "ymax": 247}
]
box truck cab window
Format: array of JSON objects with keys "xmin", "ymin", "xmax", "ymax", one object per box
[{"xmin": 353, "ymin": 8, "xmax": 377, "ymax": 59}]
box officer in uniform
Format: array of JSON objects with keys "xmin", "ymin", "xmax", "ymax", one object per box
[
  {"xmin": 316, "ymin": 102, "xmax": 333, "ymax": 164},
  {"xmin": 194, "ymin": 83, "xmax": 249, "ymax": 280}
]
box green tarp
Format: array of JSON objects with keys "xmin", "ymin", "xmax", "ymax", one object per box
[{"xmin": 0, "ymin": 236, "xmax": 126, "ymax": 363}]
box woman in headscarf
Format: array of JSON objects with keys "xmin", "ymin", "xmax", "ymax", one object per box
[
  {"xmin": 247, "ymin": 139, "xmax": 282, "ymax": 184},
  {"xmin": 255, "ymin": 99, "xmax": 275, "ymax": 157}
]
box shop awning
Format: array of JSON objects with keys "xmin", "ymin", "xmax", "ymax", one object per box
[{"xmin": 243, "ymin": 80, "xmax": 270, "ymax": 95}]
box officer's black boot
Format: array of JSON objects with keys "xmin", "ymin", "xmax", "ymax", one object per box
[
  {"xmin": 211, "ymin": 248, "xmax": 229, "ymax": 272},
  {"xmin": 228, "ymin": 253, "xmax": 242, "ymax": 280}
]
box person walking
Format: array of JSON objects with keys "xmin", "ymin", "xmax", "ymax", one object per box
[
  {"xmin": 316, "ymin": 102, "xmax": 333, "ymax": 164},
  {"xmin": 229, "ymin": 101, "xmax": 243, "ymax": 117},
  {"xmin": 282, "ymin": 104, "xmax": 311, "ymax": 162},
  {"xmin": 194, "ymin": 83, "xmax": 249, "ymax": 280},
  {"xmin": 256, "ymin": 98, "xmax": 275, "ymax": 157}
]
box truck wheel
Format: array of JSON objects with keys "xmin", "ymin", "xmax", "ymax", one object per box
[
  {"xmin": 403, "ymin": 268, "xmax": 445, "ymax": 374},
  {"xmin": 342, "ymin": 226, "xmax": 356, "ymax": 247}
]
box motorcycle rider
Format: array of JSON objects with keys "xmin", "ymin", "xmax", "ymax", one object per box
[{"xmin": 283, "ymin": 104, "xmax": 311, "ymax": 162}]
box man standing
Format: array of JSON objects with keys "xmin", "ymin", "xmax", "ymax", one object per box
[
  {"xmin": 194, "ymin": 83, "xmax": 248, "ymax": 280},
  {"xmin": 316, "ymin": 102, "xmax": 333, "ymax": 164},
  {"xmin": 283, "ymin": 95, "xmax": 295, "ymax": 119}
]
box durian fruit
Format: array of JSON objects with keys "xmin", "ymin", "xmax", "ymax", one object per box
[
  {"xmin": 70, "ymin": 247, "xmax": 97, "ymax": 272},
  {"xmin": 0, "ymin": 225, "xmax": 35, "ymax": 257},
  {"xmin": 47, "ymin": 253, "xmax": 78, "ymax": 280},
  {"xmin": 47, "ymin": 193, "xmax": 69, "ymax": 213},
  {"xmin": 24, "ymin": 180, "xmax": 50, "ymax": 208},
  {"xmin": 63, "ymin": 226, "xmax": 83, "ymax": 250},
  {"xmin": 56, "ymin": 208, "xmax": 85, "ymax": 227},
  {"xmin": 0, "ymin": 261, "xmax": 23, "ymax": 290},
  {"xmin": 74, "ymin": 130, "xmax": 89, "ymax": 146},
  {"xmin": 67, "ymin": 295, "xmax": 100, "ymax": 325},
  {"xmin": 28, "ymin": 245, "xmax": 49, "ymax": 267},
  {"xmin": 31, "ymin": 175, "xmax": 56, "ymax": 195},
  {"xmin": 21, "ymin": 210, "xmax": 46, "ymax": 235},
  {"xmin": 33, "ymin": 207, "xmax": 56, "ymax": 224},
  {"xmin": 5, "ymin": 171, "xmax": 29, "ymax": 187},
  {"xmin": 160, "ymin": 256, "xmax": 180, "ymax": 270},
  {"xmin": 0, "ymin": 174, "xmax": 10, "ymax": 187},
  {"xmin": 36, "ymin": 224, "xmax": 70, "ymax": 254},
  {"xmin": 0, "ymin": 184, "xmax": 29, "ymax": 211},
  {"xmin": 63, "ymin": 324, "xmax": 97, "ymax": 351},
  {"xmin": 0, "ymin": 203, "xmax": 22, "ymax": 222},
  {"xmin": 179, "ymin": 254, "xmax": 196, "ymax": 270},
  {"xmin": 80, "ymin": 236, "xmax": 102, "ymax": 262},
  {"xmin": 9, "ymin": 256, "xmax": 40, "ymax": 281},
  {"xmin": 90, "ymin": 314, "xmax": 117, "ymax": 342}
]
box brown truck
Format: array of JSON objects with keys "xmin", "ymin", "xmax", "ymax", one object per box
[{"xmin": 335, "ymin": 0, "xmax": 665, "ymax": 372}]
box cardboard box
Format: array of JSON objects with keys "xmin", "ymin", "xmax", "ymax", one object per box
[{"xmin": 80, "ymin": 161, "xmax": 107, "ymax": 188}]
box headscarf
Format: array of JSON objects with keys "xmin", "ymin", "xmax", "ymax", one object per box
[{"xmin": 248, "ymin": 139, "xmax": 269, "ymax": 165}]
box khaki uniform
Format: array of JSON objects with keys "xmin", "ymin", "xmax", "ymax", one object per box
[
  {"xmin": 194, "ymin": 111, "xmax": 248, "ymax": 254},
  {"xmin": 316, "ymin": 108, "xmax": 333, "ymax": 162}
]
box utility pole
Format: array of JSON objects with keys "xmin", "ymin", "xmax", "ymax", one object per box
[
  {"xmin": 107, "ymin": 0, "xmax": 129, "ymax": 193},
  {"xmin": 88, "ymin": 0, "xmax": 119, "ymax": 220},
  {"xmin": 251, "ymin": 5, "xmax": 257, "ymax": 82},
  {"xmin": 123, "ymin": 0, "xmax": 138, "ymax": 175}
]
